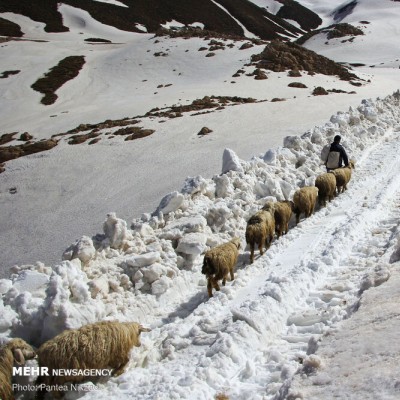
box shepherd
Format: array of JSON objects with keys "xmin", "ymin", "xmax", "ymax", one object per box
[{"xmin": 324, "ymin": 135, "xmax": 349, "ymax": 171}]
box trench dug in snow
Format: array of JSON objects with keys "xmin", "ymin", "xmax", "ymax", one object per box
[{"xmin": 3, "ymin": 95, "xmax": 400, "ymax": 400}]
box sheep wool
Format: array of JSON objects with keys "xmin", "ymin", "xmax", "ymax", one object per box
[
  {"xmin": 246, "ymin": 203, "xmax": 275, "ymax": 264},
  {"xmin": 272, "ymin": 201, "xmax": 294, "ymax": 238},
  {"xmin": 202, "ymin": 237, "xmax": 241, "ymax": 297},
  {"xmin": 315, "ymin": 172, "xmax": 337, "ymax": 207},
  {"xmin": 333, "ymin": 160, "xmax": 355, "ymax": 194},
  {"xmin": 37, "ymin": 321, "xmax": 150, "ymax": 389},
  {"xmin": 293, "ymin": 186, "xmax": 319, "ymax": 224}
]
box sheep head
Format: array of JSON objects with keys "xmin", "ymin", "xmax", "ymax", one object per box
[
  {"xmin": 230, "ymin": 237, "xmax": 241, "ymax": 250},
  {"xmin": 202, "ymin": 256, "xmax": 216, "ymax": 276}
]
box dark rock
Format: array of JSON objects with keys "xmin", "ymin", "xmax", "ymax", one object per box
[
  {"xmin": 288, "ymin": 82, "xmax": 307, "ymax": 88},
  {"xmin": 20, "ymin": 132, "xmax": 33, "ymax": 141},
  {"xmin": 312, "ymin": 86, "xmax": 329, "ymax": 96},
  {"xmin": 239, "ymin": 42, "xmax": 253, "ymax": 50},
  {"xmin": 198, "ymin": 127, "xmax": 213, "ymax": 136}
]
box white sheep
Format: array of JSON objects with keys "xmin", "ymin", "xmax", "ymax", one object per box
[
  {"xmin": 246, "ymin": 202, "xmax": 275, "ymax": 264},
  {"xmin": 0, "ymin": 338, "xmax": 36, "ymax": 400},
  {"xmin": 332, "ymin": 160, "xmax": 355, "ymax": 194},
  {"xmin": 293, "ymin": 186, "xmax": 319, "ymax": 224},
  {"xmin": 315, "ymin": 172, "xmax": 336, "ymax": 207},
  {"xmin": 271, "ymin": 201, "xmax": 294, "ymax": 238},
  {"xmin": 201, "ymin": 237, "xmax": 241, "ymax": 297},
  {"xmin": 37, "ymin": 321, "xmax": 150, "ymax": 395}
]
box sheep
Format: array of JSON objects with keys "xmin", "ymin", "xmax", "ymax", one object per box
[
  {"xmin": 36, "ymin": 321, "xmax": 150, "ymax": 395},
  {"xmin": 270, "ymin": 201, "xmax": 294, "ymax": 238},
  {"xmin": 201, "ymin": 237, "xmax": 241, "ymax": 297},
  {"xmin": 293, "ymin": 186, "xmax": 319, "ymax": 224},
  {"xmin": 245, "ymin": 202, "xmax": 275, "ymax": 264},
  {"xmin": 315, "ymin": 172, "xmax": 337, "ymax": 207},
  {"xmin": 332, "ymin": 160, "xmax": 355, "ymax": 194},
  {"xmin": 0, "ymin": 338, "xmax": 36, "ymax": 400}
]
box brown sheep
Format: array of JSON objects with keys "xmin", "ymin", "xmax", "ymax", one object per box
[
  {"xmin": 270, "ymin": 201, "xmax": 294, "ymax": 238},
  {"xmin": 0, "ymin": 338, "xmax": 36, "ymax": 400},
  {"xmin": 332, "ymin": 160, "xmax": 355, "ymax": 194},
  {"xmin": 37, "ymin": 321, "xmax": 150, "ymax": 396},
  {"xmin": 293, "ymin": 186, "xmax": 319, "ymax": 224},
  {"xmin": 246, "ymin": 202, "xmax": 275, "ymax": 264},
  {"xmin": 315, "ymin": 172, "xmax": 336, "ymax": 207},
  {"xmin": 202, "ymin": 237, "xmax": 241, "ymax": 297}
]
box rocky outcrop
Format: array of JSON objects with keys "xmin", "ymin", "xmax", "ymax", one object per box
[
  {"xmin": 276, "ymin": 0, "xmax": 322, "ymax": 31},
  {"xmin": 296, "ymin": 23, "xmax": 364, "ymax": 45},
  {"xmin": 251, "ymin": 40, "xmax": 359, "ymax": 81}
]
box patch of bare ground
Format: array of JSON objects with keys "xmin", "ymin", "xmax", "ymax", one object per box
[
  {"xmin": 275, "ymin": 0, "xmax": 322, "ymax": 31},
  {"xmin": 0, "ymin": 17, "xmax": 24, "ymax": 37},
  {"xmin": 296, "ymin": 22, "xmax": 364, "ymax": 45},
  {"xmin": 84, "ymin": 38, "xmax": 112, "ymax": 43},
  {"xmin": 0, "ymin": 139, "xmax": 58, "ymax": 164},
  {"xmin": 312, "ymin": 86, "xmax": 357, "ymax": 96},
  {"xmin": 145, "ymin": 95, "xmax": 258, "ymax": 118},
  {"xmin": 0, "ymin": 70, "xmax": 21, "ymax": 79},
  {"xmin": 31, "ymin": 56, "xmax": 85, "ymax": 105},
  {"xmin": 155, "ymin": 26, "xmax": 265, "ymax": 45},
  {"xmin": 251, "ymin": 40, "xmax": 360, "ymax": 81},
  {"xmin": 0, "ymin": 133, "xmax": 17, "ymax": 145}
]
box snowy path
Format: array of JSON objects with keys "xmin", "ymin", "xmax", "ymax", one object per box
[{"xmin": 78, "ymin": 127, "xmax": 400, "ymax": 400}]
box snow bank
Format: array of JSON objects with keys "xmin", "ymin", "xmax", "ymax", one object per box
[{"xmin": 1, "ymin": 92, "xmax": 400, "ymax": 395}]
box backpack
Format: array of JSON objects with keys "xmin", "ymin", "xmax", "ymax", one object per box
[
  {"xmin": 326, "ymin": 151, "xmax": 340, "ymax": 169},
  {"xmin": 320, "ymin": 144, "xmax": 330, "ymax": 162}
]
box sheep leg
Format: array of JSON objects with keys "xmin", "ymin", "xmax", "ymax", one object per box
[
  {"xmin": 259, "ymin": 241, "xmax": 264, "ymax": 256},
  {"xmin": 295, "ymin": 213, "xmax": 300, "ymax": 224},
  {"xmin": 113, "ymin": 360, "xmax": 128, "ymax": 377},
  {"xmin": 250, "ymin": 244, "xmax": 255, "ymax": 264},
  {"xmin": 212, "ymin": 277, "xmax": 220, "ymax": 292},
  {"xmin": 207, "ymin": 277, "xmax": 213, "ymax": 297},
  {"xmin": 229, "ymin": 267, "xmax": 234, "ymax": 281},
  {"xmin": 265, "ymin": 234, "xmax": 272, "ymax": 249}
]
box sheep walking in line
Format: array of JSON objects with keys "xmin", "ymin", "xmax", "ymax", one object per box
[
  {"xmin": 333, "ymin": 160, "xmax": 355, "ymax": 194},
  {"xmin": 246, "ymin": 202, "xmax": 275, "ymax": 264},
  {"xmin": 293, "ymin": 186, "xmax": 319, "ymax": 224},
  {"xmin": 315, "ymin": 172, "xmax": 337, "ymax": 207},
  {"xmin": 0, "ymin": 338, "xmax": 36, "ymax": 400},
  {"xmin": 37, "ymin": 321, "xmax": 150, "ymax": 396},
  {"xmin": 270, "ymin": 201, "xmax": 294, "ymax": 238},
  {"xmin": 202, "ymin": 237, "xmax": 241, "ymax": 297}
]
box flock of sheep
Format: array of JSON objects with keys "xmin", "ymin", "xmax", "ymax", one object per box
[
  {"xmin": 1, "ymin": 161, "xmax": 354, "ymax": 400},
  {"xmin": 202, "ymin": 161, "xmax": 355, "ymax": 297}
]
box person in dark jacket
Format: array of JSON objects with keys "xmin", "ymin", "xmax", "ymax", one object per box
[{"xmin": 325, "ymin": 135, "xmax": 349, "ymax": 171}]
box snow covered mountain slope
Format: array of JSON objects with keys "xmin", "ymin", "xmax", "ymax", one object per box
[
  {"xmin": 0, "ymin": 0, "xmax": 307, "ymax": 39},
  {"xmin": 1, "ymin": 2, "xmax": 400, "ymax": 270},
  {"xmin": 298, "ymin": 0, "xmax": 400, "ymax": 67}
]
